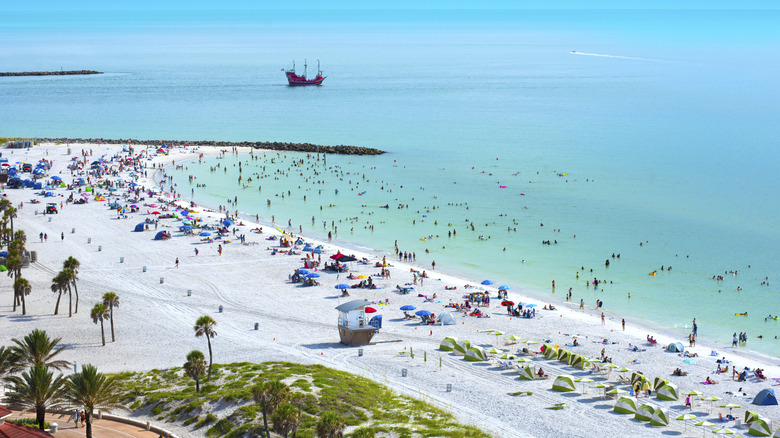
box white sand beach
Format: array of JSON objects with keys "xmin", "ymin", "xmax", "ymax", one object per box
[{"xmin": 1, "ymin": 142, "xmax": 778, "ymax": 438}]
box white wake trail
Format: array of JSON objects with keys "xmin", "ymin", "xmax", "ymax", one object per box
[{"xmin": 570, "ymin": 51, "xmax": 658, "ymax": 61}]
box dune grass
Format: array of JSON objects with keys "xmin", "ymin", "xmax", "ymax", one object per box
[{"xmin": 113, "ymin": 361, "xmax": 490, "ymax": 438}]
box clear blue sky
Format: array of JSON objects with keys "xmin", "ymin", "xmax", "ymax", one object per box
[{"xmin": 4, "ymin": 0, "xmax": 780, "ymax": 11}]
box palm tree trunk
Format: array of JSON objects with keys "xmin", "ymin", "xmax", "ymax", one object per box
[
  {"xmin": 109, "ymin": 306, "xmax": 115, "ymax": 342},
  {"xmin": 86, "ymin": 409, "xmax": 93, "ymax": 438},
  {"xmin": 54, "ymin": 291, "xmax": 62, "ymax": 315},
  {"xmin": 12, "ymin": 290, "xmax": 17, "ymax": 312},
  {"xmin": 21, "ymin": 291, "xmax": 26, "ymax": 315},
  {"xmin": 206, "ymin": 337, "xmax": 213, "ymax": 382},
  {"xmin": 36, "ymin": 404, "xmax": 46, "ymax": 432},
  {"xmin": 67, "ymin": 283, "xmax": 73, "ymax": 317},
  {"xmin": 100, "ymin": 320, "xmax": 106, "ymax": 346},
  {"xmin": 262, "ymin": 403, "xmax": 269, "ymax": 438},
  {"xmin": 195, "ymin": 376, "xmax": 200, "ymax": 393},
  {"xmin": 72, "ymin": 280, "xmax": 79, "ymax": 313}
]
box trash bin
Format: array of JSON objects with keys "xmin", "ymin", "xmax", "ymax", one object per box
[{"xmin": 50, "ymin": 423, "xmax": 58, "ymax": 432}]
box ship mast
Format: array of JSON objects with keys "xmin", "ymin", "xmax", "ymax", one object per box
[
  {"xmin": 304, "ymin": 59, "xmax": 308, "ymax": 79},
  {"xmin": 317, "ymin": 59, "xmax": 322, "ymax": 76}
]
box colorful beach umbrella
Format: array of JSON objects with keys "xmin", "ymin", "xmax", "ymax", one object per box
[
  {"xmin": 498, "ymin": 285, "xmax": 510, "ymax": 290},
  {"xmin": 574, "ymin": 377, "xmax": 594, "ymax": 393},
  {"xmin": 701, "ymin": 395, "xmax": 721, "ymax": 413},
  {"xmin": 364, "ymin": 307, "xmax": 377, "ymax": 313},
  {"xmin": 487, "ymin": 348, "xmax": 504, "ymax": 354},
  {"xmin": 711, "ymin": 427, "xmax": 734, "ymax": 435},
  {"xmin": 415, "ymin": 310, "xmax": 432, "ymax": 317},
  {"xmin": 501, "ymin": 301, "xmax": 514, "ymax": 307},
  {"xmin": 696, "ymin": 421, "xmax": 716, "ymax": 438},
  {"xmin": 481, "ymin": 280, "xmax": 494, "ymax": 285},
  {"xmin": 400, "ymin": 305, "xmax": 416, "ymax": 311},
  {"xmin": 504, "ymin": 334, "xmax": 522, "ymax": 341},
  {"xmin": 499, "ymin": 354, "xmax": 517, "ymax": 360},
  {"xmin": 296, "ymin": 269, "xmax": 310, "ymax": 275},
  {"xmin": 719, "ymin": 403, "xmax": 740, "ymax": 415},
  {"xmin": 523, "ymin": 340, "xmax": 538, "ymax": 345},
  {"xmin": 676, "ymin": 414, "xmax": 697, "ymax": 431}
]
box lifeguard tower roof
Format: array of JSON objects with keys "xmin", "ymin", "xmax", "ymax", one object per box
[{"xmin": 335, "ymin": 299, "xmax": 370, "ymax": 313}]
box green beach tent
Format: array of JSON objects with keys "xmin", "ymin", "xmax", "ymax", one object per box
[
  {"xmin": 649, "ymin": 407, "xmax": 670, "ymax": 427},
  {"xmin": 543, "ymin": 344, "xmax": 557, "ymax": 360},
  {"xmin": 745, "ymin": 411, "xmax": 761, "ymax": 424},
  {"xmin": 551, "ymin": 375, "xmax": 576, "ymax": 392},
  {"xmin": 630, "ymin": 371, "xmax": 647, "ymax": 386},
  {"xmin": 634, "ymin": 403, "xmax": 657, "ymax": 422},
  {"xmin": 656, "ymin": 383, "xmax": 679, "ymax": 401},
  {"xmin": 557, "ymin": 349, "xmax": 572, "ymax": 363},
  {"xmin": 517, "ymin": 365, "xmax": 535, "ymax": 381},
  {"xmin": 439, "ymin": 337, "xmax": 458, "ymax": 352},
  {"xmin": 453, "ymin": 339, "xmax": 471, "ymax": 356},
  {"xmin": 464, "ymin": 346, "xmax": 486, "ymax": 362},
  {"xmin": 748, "ymin": 418, "xmax": 772, "ymax": 437},
  {"xmin": 614, "ymin": 396, "xmax": 638, "ymax": 414},
  {"xmin": 653, "ymin": 376, "xmax": 669, "ymax": 391},
  {"xmin": 568, "ymin": 354, "xmax": 585, "ymax": 369},
  {"xmin": 773, "ymin": 427, "xmax": 780, "ymax": 438}
]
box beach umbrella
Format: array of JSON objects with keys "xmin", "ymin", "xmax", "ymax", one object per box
[
  {"xmin": 719, "ymin": 403, "xmax": 740, "ymax": 415},
  {"xmin": 526, "ymin": 303, "xmax": 537, "ymax": 308},
  {"xmin": 364, "ymin": 307, "xmax": 377, "ymax": 313},
  {"xmin": 501, "ymin": 301, "xmax": 515, "ymax": 307},
  {"xmin": 151, "ymin": 211, "xmax": 161, "ymax": 215},
  {"xmin": 335, "ymin": 284, "xmax": 350, "ymax": 290},
  {"xmin": 222, "ymin": 219, "xmax": 234, "ymax": 227},
  {"xmin": 199, "ymin": 232, "xmax": 211, "ymax": 236},
  {"xmin": 296, "ymin": 269, "xmax": 310, "ymax": 275},
  {"xmin": 356, "ymin": 275, "xmax": 367, "ymax": 279},
  {"xmin": 607, "ymin": 388, "xmax": 628, "ymax": 398},
  {"xmin": 711, "ymin": 427, "xmax": 734, "ymax": 435},
  {"xmin": 514, "ymin": 357, "xmax": 531, "ymax": 363},
  {"xmin": 305, "ymin": 273, "xmax": 320, "ymax": 278},
  {"xmin": 523, "ymin": 340, "xmax": 538, "ymax": 345},
  {"xmin": 415, "ymin": 310, "xmax": 432, "ymax": 317},
  {"xmin": 330, "ymin": 252, "xmax": 345, "ymax": 260},
  {"xmin": 575, "ymin": 377, "xmax": 594, "ymax": 394},
  {"xmin": 504, "ymin": 334, "xmax": 521, "ymax": 342},
  {"xmin": 487, "ymin": 348, "xmax": 504, "ymax": 354},
  {"xmin": 498, "ymin": 285, "xmax": 511, "ymax": 290},
  {"xmin": 0, "ymin": 265, "xmax": 6, "ymax": 272},
  {"xmin": 676, "ymin": 413, "xmax": 697, "ymax": 431},
  {"xmin": 481, "ymin": 280, "xmax": 494, "ymax": 285},
  {"xmin": 701, "ymin": 395, "xmax": 721, "ymax": 413},
  {"xmin": 50, "ymin": 175, "xmax": 62, "ymax": 180},
  {"xmin": 595, "ymin": 383, "xmax": 608, "ymax": 398},
  {"xmin": 695, "ymin": 421, "xmax": 716, "ymax": 438},
  {"xmin": 400, "ymin": 305, "xmax": 416, "ymax": 311},
  {"xmin": 499, "ymin": 354, "xmax": 517, "ymax": 360}
]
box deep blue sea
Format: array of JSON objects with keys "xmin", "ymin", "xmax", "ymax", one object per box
[{"xmin": 1, "ymin": 8, "xmax": 778, "ymax": 357}]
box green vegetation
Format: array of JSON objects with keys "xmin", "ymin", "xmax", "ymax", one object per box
[
  {"xmin": 5, "ymin": 418, "xmax": 51, "ymax": 429},
  {"xmin": 113, "ymin": 361, "xmax": 490, "ymax": 438}
]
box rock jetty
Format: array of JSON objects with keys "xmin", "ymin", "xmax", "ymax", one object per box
[
  {"xmin": 0, "ymin": 70, "xmax": 102, "ymax": 77},
  {"xmin": 35, "ymin": 138, "xmax": 385, "ymax": 155}
]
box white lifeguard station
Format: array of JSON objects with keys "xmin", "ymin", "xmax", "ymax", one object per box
[{"xmin": 336, "ymin": 299, "xmax": 379, "ymax": 346}]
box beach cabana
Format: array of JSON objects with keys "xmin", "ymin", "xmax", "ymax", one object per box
[
  {"xmin": 630, "ymin": 372, "xmax": 647, "ymax": 386},
  {"xmin": 666, "ymin": 342, "xmax": 684, "ymax": 353},
  {"xmin": 656, "ymin": 383, "xmax": 679, "ymax": 401},
  {"xmin": 517, "ymin": 365, "xmax": 535, "ymax": 381},
  {"xmin": 335, "ymin": 299, "xmax": 379, "ymax": 346},
  {"xmin": 134, "ymin": 222, "xmax": 145, "ymax": 232},
  {"xmin": 552, "ymin": 375, "xmax": 576, "ymax": 392},
  {"xmin": 653, "ymin": 377, "xmax": 669, "ymax": 391},
  {"xmin": 439, "ymin": 337, "xmax": 458, "ymax": 352},
  {"xmin": 464, "ymin": 346, "xmax": 486, "ymax": 362},
  {"xmin": 745, "ymin": 411, "xmax": 762, "ymax": 424},
  {"xmin": 557, "ymin": 349, "xmax": 571, "ymax": 363},
  {"xmin": 748, "ymin": 418, "xmax": 772, "ymax": 437},
  {"xmin": 568, "ymin": 354, "xmax": 585, "ymax": 369},
  {"xmin": 453, "ymin": 340, "xmax": 471, "ymax": 356},
  {"xmin": 635, "ymin": 403, "xmax": 657, "ymax": 422},
  {"xmin": 753, "ymin": 389, "xmax": 777, "ymax": 406},
  {"xmin": 543, "ymin": 344, "xmax": 557, "ymax": 360},
  {"xmin": 649, "ymin": 407, "xmax": 669, "ymax": 427},
  {"xmin": 614, "ymin": 396, "xmax": 638, "ymax": 414},
  {"xmin": 439, "ymin": 312, "xmax": 456, "ymax": 326}
]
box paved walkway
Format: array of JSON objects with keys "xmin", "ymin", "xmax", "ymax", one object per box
[{"xmin": 8, "ymin": 410, "xmax": 166, "ymax": 437}]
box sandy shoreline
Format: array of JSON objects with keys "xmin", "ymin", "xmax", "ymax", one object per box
[{"xmin": 1, "ymin": 142, "xmax": 778, "ymax": 438}]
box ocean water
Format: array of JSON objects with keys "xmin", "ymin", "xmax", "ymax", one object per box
[{"xmin": 1, "ymin": 8, "xmax": 778, "ymax": 357}]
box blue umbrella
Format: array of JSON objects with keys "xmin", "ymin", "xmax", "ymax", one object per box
[
  {"xmin": 400, "ymin": 305, "xmax": 416, "ymax": 311},
  {"xmin": 415, "ymin": 310, "xmax": 432, "ymax": 317},
  {"xmin": 526, "ymin": 303, "xmax": 537, "ymax": 308},
  {"xmin": 199, "ymin": 232, "xmax": 211, "ymax": 236},
  {"xmin": 335, "ymin": 284, "xmax": 350, "ymax": 289},
  {"xmin": 50, "ymin": 175, "xmax": 62, "ymax": 181},
  {"xmin": 498, "ymin": 285, "xmax": 511, "ymax": 290},
  {"xmin": 222, "ymin": 219, "xmax": 234, "ymax": 227},
  {"xmin": 481, "ymin": 280, "xmax": 494, "ymax": 285},
  {"xmin": 296, "ymin": 269, "xmax": 310, "ymax": 275},
  {"xmin": 180, "ymin": 225, "xmax": 192, "ymax": 231},
  {"xmin": 305, "ymin": 273, "xmax": 320, "ymax": 278}
]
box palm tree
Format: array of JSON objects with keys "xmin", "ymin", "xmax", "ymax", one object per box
[
  {"xmin": 102, "ymin": 292, "xmax": 119, "ymax": 342},
  {"xmin": 13, "ymin": 229, "xmax": 27, "ymax": 245},
  {"xmin": 51, "ymin": 270, "xmax": 69, "ymax": 315},
  {"xmin": 193, "ymin": 315, "xmax": 217, "ymax": 381},
  {"xmin": 183, "ymin": 350, "xmax": 206, "ymax": 393},
  {"xmin": 0, "ymin": 346, "xmax": 18, "ymax": 379},
  {"xmin": 14, "ymin": 277, "xmax": 31, "ymax": 315},
  {"xmin": 4, "ymin": 363, "xmax": 67, "ymax": 431},
  {"xmin": 6, "ymin": 255, "xmax": 22, "ymax": 310},
  {"xmin": 91, "ymin": 303, "xmax": 110, "ymax": 346},
  {"xmin": 64, "ymin": 364, "xmax": 121, "ymax": 438},
  {"xmin": 316, "ymin": 411, "xmax": 345, "ymax": 438},
  {"xmin": 63, "ymin": 257, "xmax": 81, "ymax": 313},
  {"xmin": 10, "ymin": 329, "xmax": 69, "ymax": 371},
  {"xmin": 252, "ymin": 380, "xmax": 290, "ymax": 438},
  {"xmin": 271, "ymin": 402, "xmax": 301, "ymax": 438},
  {"xmin": 5, "ymin": 206, "xmax": 17, "ymax": 238},
  {"xmin": 61, "ymin": 268, "xmax": 75, "ymax": 317}
]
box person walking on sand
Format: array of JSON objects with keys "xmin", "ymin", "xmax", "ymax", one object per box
[
  {"xmin": 601, "ymin": 312, "xmax": 605, "ymax": 325},
  {"xmin": 432, "ymin": 260, "xmax": 436, "ymax": 270},
  {"xmin": 218, "ymin": 244, "xmax": 223, "ymax": 256},
  {"xmin": 622, "ymin": 319, "xmax": 625, "ymax": 331},
  {"xmin": 61, "ymin": 232, "xmax": 64, "ymax": 241},
  {"xmin": 194, "ymin": 248, "xmax": 199, "ymax": 256},
  {"xmin": 175, "ymin": 257, "xmax": 179, "ymax": 268}
]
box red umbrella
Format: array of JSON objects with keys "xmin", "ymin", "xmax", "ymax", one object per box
[
  {"xmin": 151, "ymin": 211, "xmax": 161, "ymax": 215},
  {"xmin": 501, "ymin": 301, "xmax": 515, "ymax": 307},
  {"xmin": 364, "ymin": 307, "xmax": 377, "ymax": 313},
  {"xmin": 330, "ymin": 252, "xmax": 345, "ymax": 260}
]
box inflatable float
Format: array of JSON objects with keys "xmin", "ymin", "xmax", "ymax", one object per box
[{"xmin": 735, "ymin": 312, "xmax": 748, "ymax": 316}]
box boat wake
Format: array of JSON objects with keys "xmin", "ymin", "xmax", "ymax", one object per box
[{"xmin": 570, "ymin": 51, "xmax": 659, "ymax": 61}]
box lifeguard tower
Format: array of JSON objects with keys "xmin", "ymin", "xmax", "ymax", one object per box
[{"xmin": 335, "ymin": 299, "xmax": 379, "ymax": 346}]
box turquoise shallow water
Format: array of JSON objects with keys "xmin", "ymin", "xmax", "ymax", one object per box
[{"xmin": 1, "ymin": 9, "xmax": 778, "ymax": 357}]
